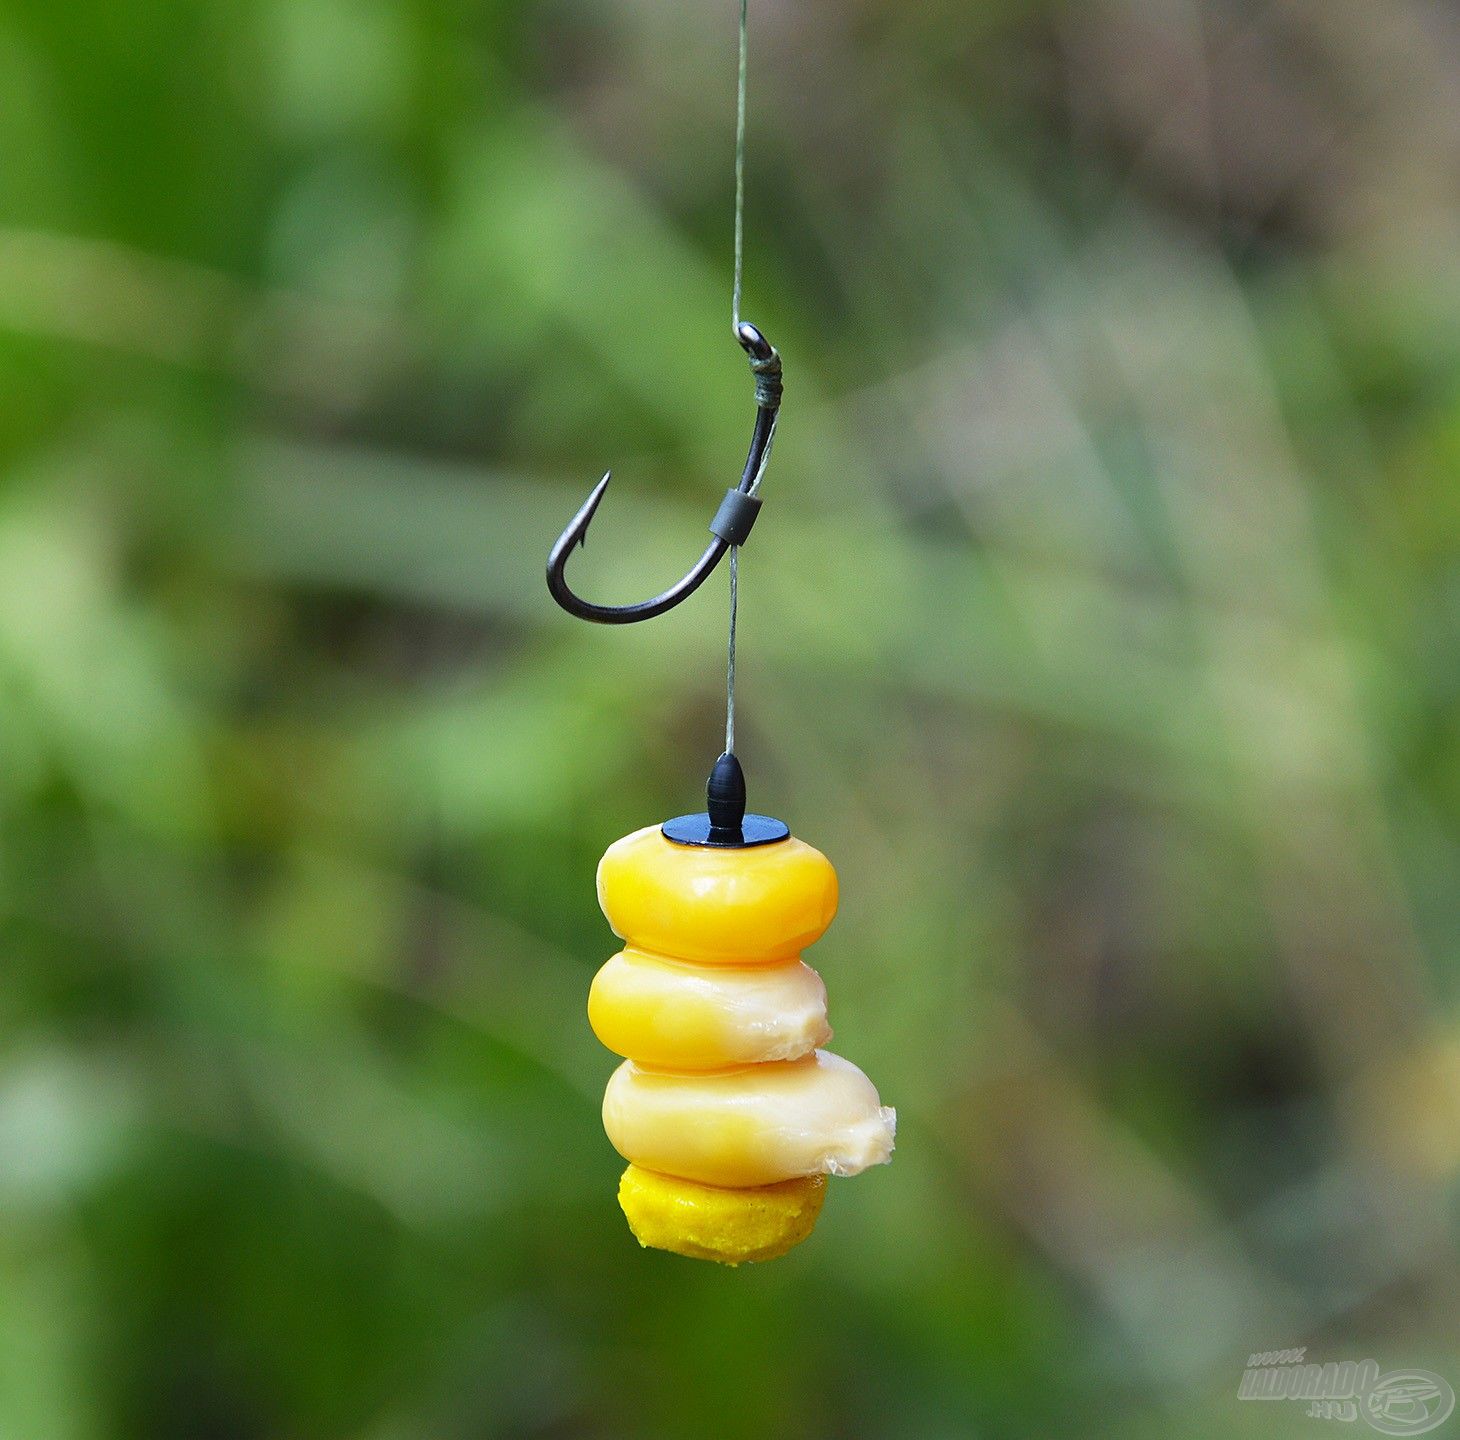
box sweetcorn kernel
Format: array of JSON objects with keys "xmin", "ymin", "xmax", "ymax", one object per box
[
  {"xmin": 588, "ymin": 948, "xmax": 831, "ymax": 1067},
  {"xmin": 602, "ymin": 1051, "xmax": 896, "ymax": 1188}
]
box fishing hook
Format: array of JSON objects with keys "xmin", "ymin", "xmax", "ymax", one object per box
[{"xmin": 546, "ymin": 322, "xmax": 783, "ymax": 624}]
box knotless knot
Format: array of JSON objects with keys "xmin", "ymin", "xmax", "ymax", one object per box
[{"xmin": 748, "ymin": 350, "xmax": 783, "ymax": 410}]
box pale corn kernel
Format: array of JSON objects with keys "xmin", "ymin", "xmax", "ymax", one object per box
[
  {"xmin": 588, "ymin": 948, "xmax": 831, "ymax": 1068},
  {"xmin": 602, "ymin": 1049, "xmax": 896, "ymax": 1189}
]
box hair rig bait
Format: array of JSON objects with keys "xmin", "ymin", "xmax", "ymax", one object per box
[
  {"xmin": 544, "ymin": 1, "xmax": 893, "ymax": 1265},
  {"xmin": 546, "ymin": 320, "xmax": 895, "ymax": 1265}
]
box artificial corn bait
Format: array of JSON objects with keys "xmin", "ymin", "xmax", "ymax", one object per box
[
  {"xmin": 589, "ymin": 818, "xmax": 894, "ymax": 1263},
  {"xmin": 616, "ymin": 1165, "xmax": 826, "ymax": 1265}
]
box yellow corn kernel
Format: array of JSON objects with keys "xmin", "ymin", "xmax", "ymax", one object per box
[
  {"xmin": 617, "ymin": 1164, "xmax": 826, "ymax": 1265},
  {"xmin": 596, "ymin": 826, "xmax": 838, "ymax": 965},
  {"xmin": 588, "ymin": 948, "xmax": 831, "ymax": 1068},
  {"xmin": 602, "ymin": 1050, "xmax": 896, "ymax": 1188}
]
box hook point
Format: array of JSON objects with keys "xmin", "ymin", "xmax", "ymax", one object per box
[{"xmin": 577, "ymin": 471, "xmax": 612, "ymax": 546}]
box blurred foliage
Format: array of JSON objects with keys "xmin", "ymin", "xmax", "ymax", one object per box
[{"xmin": 0, "ymin": 0, "xmax": 1457, "ymax": 1436}]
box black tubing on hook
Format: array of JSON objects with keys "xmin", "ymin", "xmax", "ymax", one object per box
[{"xmin": 545, "ymin": 322, "xmax": 782, "ymax": 624}]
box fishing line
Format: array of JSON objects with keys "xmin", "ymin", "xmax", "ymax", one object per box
[{"xmin": 726, "ymin": 0, "xmax": 753, "ymax": 756}]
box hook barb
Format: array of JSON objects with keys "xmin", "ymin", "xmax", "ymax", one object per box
[{"xmin": 545, "ymin": 324, "xmax": 782, "ymax": 625}]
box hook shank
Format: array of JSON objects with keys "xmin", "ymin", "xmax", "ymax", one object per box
[{"xmin": 545, "ymin": 323, "xmax": 782, "ymax": 625}]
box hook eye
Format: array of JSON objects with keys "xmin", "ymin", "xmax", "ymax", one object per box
[{"xmin": 737, "ymin": 321, "xmax": 773, "ymax": 361}]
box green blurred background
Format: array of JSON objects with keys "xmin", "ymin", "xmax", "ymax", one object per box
[{"xmin": 1, "ymin": 0, "xmax": 1457, "ymax": 1435}]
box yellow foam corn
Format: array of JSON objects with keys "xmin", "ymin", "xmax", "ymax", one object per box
[{"xmin": 589, "ymin": 825, "xmax": 893, "ymax": 1263}]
